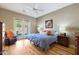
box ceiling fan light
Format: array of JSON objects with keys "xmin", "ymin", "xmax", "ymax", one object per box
[{"xmin": 22, "ymin": 10, "xmax": 26, "ymax": 12}]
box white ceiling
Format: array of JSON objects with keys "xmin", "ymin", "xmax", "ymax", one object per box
[{"xmin": 0, "ymin": 3, "xmax": 72, "ymax": 18}]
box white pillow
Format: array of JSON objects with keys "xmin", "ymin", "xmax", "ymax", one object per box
[{"xmin": 39, "ymin": 31, "xmax": 47, "ymax": 35}]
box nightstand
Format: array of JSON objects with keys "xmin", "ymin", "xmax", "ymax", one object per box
[{"xmin": 57, "ymin": 35, "xmax": 69, "ymax": 47}]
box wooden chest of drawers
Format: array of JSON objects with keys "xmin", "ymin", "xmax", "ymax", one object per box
[{"xmin": 57, "ymin": 35, "xmax": 69, "ymax": 47}]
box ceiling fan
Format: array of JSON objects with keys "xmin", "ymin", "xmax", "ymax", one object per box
[
  {"xmin": 24, "ymin": 3, "xmax": 44, "ymax": 14},
  {"xmin": 32, "ymin": 4, "xmax": 43, "ymax": 11}
]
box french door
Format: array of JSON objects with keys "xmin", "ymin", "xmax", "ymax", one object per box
[{"xmin": 14, "ymin": 19, "xmax": 28, "ymax": 39}]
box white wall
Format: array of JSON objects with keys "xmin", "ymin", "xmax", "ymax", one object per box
[{"xmin": 37, "ymin": 4, "xmax": 79, "ymax": 46}]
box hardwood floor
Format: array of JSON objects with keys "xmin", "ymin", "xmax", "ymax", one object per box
[{"xmin": 3, "ymin": 39, "xmax": 75, "ymax": 55}]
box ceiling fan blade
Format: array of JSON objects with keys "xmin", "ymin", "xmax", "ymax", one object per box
[
  {"xmin": 25, "ymin": 6, "xmax": 33, "ymax": 10},
  {"xmin": 34, "ymin": 3, "xmax": 38, "ymax": 9},
  {"xmin": 37, "ymin": 9, "xmax": 43, "ymax": 11}
]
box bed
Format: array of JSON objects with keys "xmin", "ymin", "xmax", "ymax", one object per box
[{"xmin": 26, "ymin": 33, "xmax": 57, "ymax": 51}]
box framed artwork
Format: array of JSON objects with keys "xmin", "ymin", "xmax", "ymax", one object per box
[{"xmin": 45, "ymin": 20, "xmax": 53, "ymax": 28}]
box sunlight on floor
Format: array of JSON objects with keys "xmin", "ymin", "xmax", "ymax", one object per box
[{"xmin": 15, "ymin": 39, "xmax": 31, "ymax": 48}]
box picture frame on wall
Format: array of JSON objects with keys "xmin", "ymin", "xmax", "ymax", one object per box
[{"xmin": 45, "ymin": 19, "xmax": 53, "ymax": 28}]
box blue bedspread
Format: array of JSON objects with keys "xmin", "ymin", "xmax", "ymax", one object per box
[{"xmin": 26, "ymin": 33, "xmax": 57, "ymax": 50}]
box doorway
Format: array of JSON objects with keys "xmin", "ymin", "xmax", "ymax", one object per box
[{"xmin": 0, "ymin": 22, "xmax": 2, "ymax": 55}]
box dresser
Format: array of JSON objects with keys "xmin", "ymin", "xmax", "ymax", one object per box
[
  {"xmin": 75, "ymin": 36, "xmax": 79, "ymax": 55},
  {"xmin": 0, "ymin": 22, "xmax": 2, "ymax": 55},
  {"xmin": 57, "ymin": 35, "xmax": 69, "ymax": 47}
]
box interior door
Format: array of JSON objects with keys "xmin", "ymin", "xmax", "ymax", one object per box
[{"xmin": 0, "ymin": 22, "xmax": 2, "ymax": 55}]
